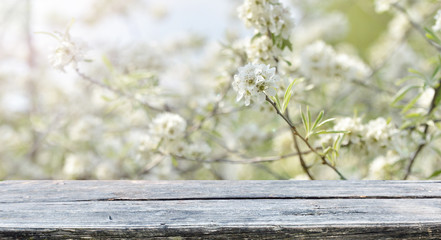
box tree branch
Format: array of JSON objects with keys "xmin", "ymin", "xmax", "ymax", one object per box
[{"xmin": 265, "ymin": 95, "xmax": 347, "ymax": 180}]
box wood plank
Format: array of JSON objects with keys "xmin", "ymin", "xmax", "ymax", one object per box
[
  {"xmin": 1, "ymin": 180, "xmax": 441, "ymax": 239},
  {"xmin": 1, "ymin": 199, "xmax": 441, "ymax": 239},
  {"xmin": 1, "ymin": 180, "xmax": 441, "ymax": 203}
]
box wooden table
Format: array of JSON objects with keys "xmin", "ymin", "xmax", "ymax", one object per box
[{"xmin": 1, "ymin": 180, "xmax": 441, "ymax": 239}]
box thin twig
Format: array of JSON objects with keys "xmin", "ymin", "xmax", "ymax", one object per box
[
  {"xmin": 75, "ymin": 68, "xmax": 167, "ymax": 112},
  {"xmin": 188, "ymin": 81, "xmax": 232, "ymax": 134},
  {"xmin": 292, "ymin": 132, "xmax": 314, "ymax": 180},
  {"xmin": 392, "ymin": 3, "xmax": 441, "ymax": 52},
  {"xmin": 403, "ymin": 77, "xmax": 441, "ymax": 179},
  {"xmin": 207, "ymin": 150, "xmax": 314, "ymax": 164},
  {"xmin": 265, "ymin": 95, "xmax": 347, "ymax": 180},
  {"xmin": 285, "ymin": 107, "xmax": 315, "ymax": 179},
  {"xmin": 25, "ymin": 0, "xmax": 39, "ymax": 163}
]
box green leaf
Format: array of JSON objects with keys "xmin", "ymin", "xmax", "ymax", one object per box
[
  {"xmin": 425, "ymin": 27, "xmax": 441, "ymax": 44},
  {"xmin": 300, "ymin": 108, "xmax": 309, "ymax": 134},
  {"xmin": 322, "ymin": 146, "xmax": 332, "ymax": 156},
  {"xmin": 427, "ymin": 169, "xmax": 441, "ymax": 179},
  {"xmin": 284, "ymin": 79, "xmax": 297, "ymax": 102},
  {"xmin": 102, "ymin": 55, "xmax": 114, "ymax": 71},
  {"xmin": 271, "ymin": 33, "xmax": 276, "ymax": 45},
  {"xmin": 431, "ymin": 65, "xmax": 440, "ymax": 80},
  {"xmin": 100, "ymin": 95, "xmax": 112, "ymax": 101},
  {"xmin": 281, "ymin": 78, "xmax": 298, "ymax": 113},
  {"xmin": 408, "ymin": 68, "xmax": 428, "ymax": 82},
  {"xmin": 271, "ymin": 94, "xmax": 282, "ymax": 111},
  {"xmin": 404, "ymin": 112, "xmax": 423, "ymax": 119},
  {"xmin": 311, "ymin": 111, "xmax": 324, "ymax": 131},
  {"xmin": 433, "ymin": 87, "xmax": 441, "ymax": 109},
  {"xmin": 401, "ymin": 92, "xmax": 423, "ymax": 114},
  {"xmin": 396, "ymin": 75, "xmax": 421, "ymax": 85},
  {"xmin": 307, "ymin": 106, "xmax": 312, "ymax": 132},
  {"xmin": 251, "ymin": 32, "xmax": 262, "ymax": 42},
  {"xmin": 333, "ymin": 134, "xmax": 343, "ymax": 152},
  {"xmin": 316, "ymin": 118, "xmax": 336, "ymax": 128},
  {"xmin": 426, "ymin": 33, "xmax": 438, "ymax": 43},
  {"xmin": 284, "ymin": 59, "xmax": 292, "ymax": 66},
  {"xmin": 314, "ymin": 130, "xmax": 351, "ymax": 135},
  {"xmin": 408, "ymin": 68, "xmax": 422, "ymax": 75},
  {"xmin": 282, "ymin": 38, "xmax": 293, "ymax": 51},
  {"xmin": 281, "ymin": 95, "xmax": 291, "ymax": 114},
  {"xmin": 171, "ymin": 156, "xmax": 179, "ymax": 167},
  {"xmin": 400, "ymin": 120, "xmax": 414, "ymax": 130},
  {"xmin": 392, "ymin": 84, "xmax": 421, "ymax": 106}
]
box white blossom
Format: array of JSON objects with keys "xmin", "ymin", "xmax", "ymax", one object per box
[
  {"xmin": 417, "ymin": 88, "xmax": 435, "ymax": 109},
  {"xmin": 334, "ymin": 117, "xmax": 365, "ymax": 145},
  {"xmin": 294, "ymin": 13, "xmax": 349, "ymax": 47},
  {"xmin": 95, "ymin": 162, "xmax": 118, "ymax": 179},
  {"xmin": 317, "ymin": 117, "xmax": 364, "ymax": 147},
  {"xmin": 186, "ymin": 141, "xmax": 211, "ymax": 160},
  {"xmin": 273, "ymin": 131, "xmax": 294, "ymax": 154},
  {"xmin": 233, "ymin": 63, "xmax": 279, "ymax": 106},
  {"xmin": 68, "ymin": 115, "xmax": 102, "ymax": 142},
  {"xmin": 300, "ymin": 41, "xmax": 370, "ymax": 82},
  {"xmin": 238, "ymin": 0, "xmax": 294, "ymax": 38},
  {"xmin": 366, "ymin": 151, "xmax": 400, "ymax": 179},
  {"xmin": 48, "ymin": 27, "xmax": 85, "ymax": 72},
  {"xmin": 139, "ymin": 134, "xmax": 159, "ymax": 152},
  {"xmin": 364, "ymin": 117, "xmax": 398, "ymax": 146},
  {"xmin": 63, "ymin": 153, "xmax": 92, "ymax": 179},
  {"xmin": 150, "ymin": 113, "xmax": 186, "ymax": 140},
  {"xmin": 374, "ymin": 0, "xmax": 398, "ymax": 13},
  {"xmin": 246, "ymin": 35, "xmax": 281, "ymax": 65},
  {"xmin": 300, "ymin": 41, "xmax": 336, "ymax": 81},
  {"xmin": 433, "ymin": 10, "xmax": 441, "ymax": 31},
  {"xmin": 143, "ymin": 113, "xmax": 188, "ymax": 155}
]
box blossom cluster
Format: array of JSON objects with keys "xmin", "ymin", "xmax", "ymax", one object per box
[
  {"xmin": 239, "ymin": 0, "xmax": 295, "ymax": 66},
  {"xmin": 318, "ymin": 117, "xmax": 398, "ymax": 149},
  {"xmin": 433, "ymin": 10, "xmax": 441, "ymax": 31},
  {"xmin": 139, "ymin": 113, "xmax": 211, "ymax": 160},
  {"xmin": 232, "ymin": 63, "xmax": 279, "ymax": 106},
  {"xmin": 238, "ymin": 0, "xmax": 294, "ymax": 39},
  {"xmin": 300, "ymin": 41, "xmax": 370, "ymax": 82},
  {"xmin": 374, "ymin": 0, "xmax": 399, "ymax": 13},
  {"xmin": 49, "ymin": 30, "xmax": 84, "ymax": 72},
  {"xmin": 140, "ymin": 113, "xmax": 187, "ymax": 155},
  {"xmin": 366, "ymin": 150, "xmax": 401, "ymax": 179},
  {"xmin": 246, "ymin": 35, "xmax": 281, "ymax": 65}
]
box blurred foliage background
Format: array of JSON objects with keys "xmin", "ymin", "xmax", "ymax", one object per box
[{"xmin": 1, "ymin": 0, "xmax": 441, "ymax": 180}]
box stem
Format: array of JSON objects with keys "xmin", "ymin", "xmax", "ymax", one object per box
[
  {"xmin": 292, "ymin": 132, "xmax": 314, "ymax": 180},
  {"xmin": 392, "ymin": 3, "xmax": 441, "ymax": 52},
  {"xmin": 188, "ymin": 80, "xmax": 232, "ymax": 134},
  {"xmin": 265, "ymin": 96, "xmax": 347, "ymax": 180},
  {"xmin": 285, "ymin": 107, "xmax": 315, "ymax": 179},
  {"xmin": 403, "ymin": 77, "xmax": 441, "ymax": 179},
  {"xmin": 207, "ymin": 150, "xmax": 315, "ymax": 164},
  {"xmin": 265, "ymin": 95, "xmax": 297, "ymax": 129},
  {"xmin": 75, "ymin": 68, "xmax": 168, "ymax": 112},
  {"xmin": 25, "ymin": 0, "xmax": 39, "ymax": 163}
]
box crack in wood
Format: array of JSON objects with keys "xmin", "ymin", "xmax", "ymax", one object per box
[{"xmin": 72, "ymin": 195, "xmax": 441, "ymax": 202}]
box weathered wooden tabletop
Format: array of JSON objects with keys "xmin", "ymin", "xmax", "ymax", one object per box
[{"xmin": 1, "ymin": 180, "xmax": 441, "ymax": 239}]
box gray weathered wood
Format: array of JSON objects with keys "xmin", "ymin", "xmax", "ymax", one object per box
[{"xmin": 1, "ymin": 180, "xmax": 441, "ymax": 239}]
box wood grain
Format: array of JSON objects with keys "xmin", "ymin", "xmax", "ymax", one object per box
[{"xmin": 1, "ymin": 180, "xmax": 440, "ymax": 239}]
